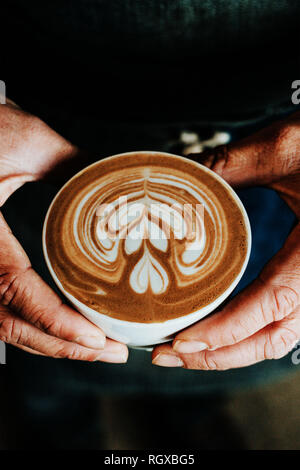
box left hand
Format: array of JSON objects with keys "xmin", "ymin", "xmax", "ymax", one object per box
[
  {"xmin": 152, "ymin": 112, "xmax": 300, "ymax": 370},
  {"xmin": 0, "ymin": 100, "xmax": 128, "ymax": 362}
]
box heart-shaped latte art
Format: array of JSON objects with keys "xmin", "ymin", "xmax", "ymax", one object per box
[{"xmin": 45, "ymin": 153, "xmax": 248, "ymax": 322}]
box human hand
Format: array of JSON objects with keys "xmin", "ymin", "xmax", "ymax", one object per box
[
  {"xmin": 152, "ymin": 112, "xmax": 300, "ymax": 370},
  {"xmin": 0, "ymin": 101, "xmax": 128, "ymax": 362}
]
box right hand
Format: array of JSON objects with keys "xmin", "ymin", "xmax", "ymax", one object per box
[
  {"xmin": 152, "ymin": 112, "xmax": 300, "ymax": 370},
  {"xmin": 0, "ymin": 100, "xmax": 128, "ymax": 362}
]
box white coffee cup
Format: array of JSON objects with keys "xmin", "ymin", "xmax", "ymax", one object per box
[{"xmin": 42, "ymin": 151, "xmax": 251, "ymax": 348}]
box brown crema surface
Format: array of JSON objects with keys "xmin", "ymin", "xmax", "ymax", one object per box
[{"xmin": 45, "ymin": 152, "xmax": 248, "ymax": 323}]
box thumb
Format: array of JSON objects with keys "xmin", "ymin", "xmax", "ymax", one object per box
[{"xmin": 188, "ymin": 114, "xmax": 300, "ymax": 188}]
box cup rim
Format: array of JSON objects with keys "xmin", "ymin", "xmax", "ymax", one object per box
[{"xmin": 42, "ymin": 150, "xmax": 252, "ymax": 327}]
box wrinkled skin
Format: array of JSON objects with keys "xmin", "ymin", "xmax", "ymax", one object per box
[{"xmin": 152, "ymin": 112, "xmax": 300, "ymax": 370}]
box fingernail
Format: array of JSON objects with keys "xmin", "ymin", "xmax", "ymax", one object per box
[
  {"xmin": 96, "ymin": 350, "xmax": 128, "ymax": 363},
  {"xmin": 173, "ymin": 339, "xmax": 208, "ymax": 353},
  {"xmin": 152, "ymin": 353, "xmax": 184, "ymax": 368},
  {"xmin": 75, "ymin": 335, "xmax": 106, "ymax": 350}
]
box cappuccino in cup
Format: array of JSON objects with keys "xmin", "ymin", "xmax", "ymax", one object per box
[{"xmin": 43, "ymin": 152, "xmax": 251, "ymax": 347}]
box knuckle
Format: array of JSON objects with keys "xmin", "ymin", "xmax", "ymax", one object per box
[
  {"xmin": 0, "ymin": 272, "xmax": 19, "ymax": 306},
  {"xmin": 264, "ymin": 328, "xmax": 298, "ymax": 360},
  {"xmin": 270, "ymin": 285, "xmax": 299, "ymax": 320},
  {"xmin": 195, "ymin": 350, "xmax": 218, "ymax": 370},
  {"xmin": 226, "ymin": 318, "xmax": 252, "ymax": 344},
  {"xmin": 0, "ymin": 317, "xmax": 23, "ymax": 344},
  {"xmin": 52, "ymin": 344, "xmax": 77, "ymax": 360},
  {"xmin": 32, "ymin": 310, "xmax": 58, "ymax": 335},
  {"xmin": 53, "ymin": 344, "xmax": 96, "ymax": 362},
  {"xmin": 64, "ymin": 347, "xmax": 83, "ymax": 361},
  {"xmin": 257, "ymin": 277, "xmax": 299, "ymax": 323}
]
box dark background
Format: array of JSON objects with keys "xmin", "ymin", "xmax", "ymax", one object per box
[{"xmin": 0, "ymin": 0, "xmax": 300, "ymax": 450}]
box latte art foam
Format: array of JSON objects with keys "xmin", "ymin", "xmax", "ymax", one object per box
[
  {"xmin": 95, "ymin": 176, "xmax": 206, "ymax": 296},
  {"xmin": 45, "ymin": 153, "xmax": 248, "ymax": 322}
]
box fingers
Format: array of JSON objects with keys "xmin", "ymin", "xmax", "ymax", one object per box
[
  {"xmin": 188, "ymin": 113, "xmax": 300, "ymax": 188},
  {"xmin": 0, "ymin": 212, "xmax": 107, "ymax": 349},
  {"xmin": 1, "ymin": 265, "xmax": 108, "ymax": 350},
  {"xmin": 170, "ymin": 224, "xmax": 300, "ymax": 355},
  {"xmin": 152, "ymin": 224, "xmax": 300, "ymax": 370},
  {"xmin": 171, "ymin": 278, "xmax": 297, "ymax": 355},
  {"xmin": 0, "ymin": 213, "xmax": 129, "ymax": 358},
  {"xmin": 0, "ymin": 305, "xmax": 128, "ymax": 363},
  {"xmin": 3, "ymin": 267, "xmax": 108, "ymax": 349},
  {"xmin": 152, "ymin": 307, "xmax": 300, "ymax": 370}
]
